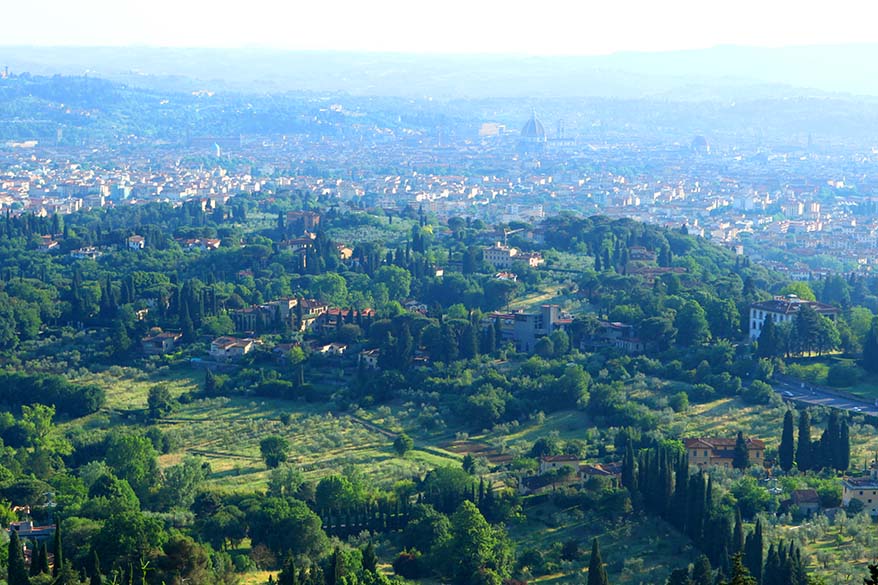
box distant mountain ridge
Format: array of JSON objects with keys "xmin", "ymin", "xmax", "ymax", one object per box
[{"xmin": 2, "ymin": 44, "xmax": 878, "ymax": 98}]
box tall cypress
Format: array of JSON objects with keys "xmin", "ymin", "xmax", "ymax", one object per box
[
  {"xmin": 733, "ymin": 508, "xmax": 745, "ymax": 553},
  {"xmin": 796, "ymin": 410, "xmax": 812, "ymax": 472},
  {"xmin": 8, "ymin": 530, "xmax": 30, "ymax": 585},
  {"xmin": 29, "ymin": 542, "xmax": 41, "ymax": 576},
  {"xmin": 587, "ymin": 538, "xmax": 609, "ymax": 585},
  {"xmin": 744, "ymin": 519, "xmax": 764, "ymax": 585},
  {"xmin": 38, "ymin": 542, "xmax": 49, "ymax": 574},
  {"xmin": 733, "ymin": 431, "xmax": 750, "ymax": 469},
  {"xmin": 621, "ymin": 438, "xmax": 637, "ymax": 492},
  {"xmin": 839, "ymin": 418, "xmax": 850, "ymax": 472},
  {"xmin": 52, "ymin": 523, "xmax": 62, "ymax": 577},
  {"xmin": 90, "ymin": 549, "xmax": 102, "ymax": 585},
  {"xmin": 779, "ymin": 410, "xmax": 795, "ymax": 472}
]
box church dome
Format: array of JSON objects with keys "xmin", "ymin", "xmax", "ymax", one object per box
[{"xmin": 521, "ymin": 111, "xmax": 546, "ymax": 140}]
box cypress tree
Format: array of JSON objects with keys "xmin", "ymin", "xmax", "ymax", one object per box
[
  {"xmin": 862, "ymin": 318, "xmax": 878, "ymax": 373},
  {"xmin": 38, "ymin": 542, "xmax": 49, "ymax": 574},
  {"xmin": 587, "ymin": 538, "xmax": 609, "ymax": 585},
  {"xmin": 52, "ymin": 523, "xmax": 62, "ymax": 577},
  {"xmin": 733, "ymin": 431, "xmax": 750, "ymax": 469},
  {"xmin": 8, "ymin": 530, "xmax": 30, "ymax": 585},
  {"xmin": 362, "ymin": 542, "xmax": 377, "ymax": 574},
  {"xmin": 733, "ymin": 508, "xmax": 745, "ymax": 554},
  {"xmin": 727, "ymin": 553, "xmax": 757, "ymax": 585},
  {"xmin": 204, "ymin": 369, "xmax": 217, "ymax": 395},
  {"xmin": 743, "ymin": 519, "xmax": 764, "ymax": 585},
  {"xmin": 29, "ymin": 542, "xmax": 41, "ymax": 576},
  {"xmin": 90, "ymin": 549, "xmax": 102, "ymax": 585},
  {"xmin": 796, "ymin": 410, "xmax": 812, "ymax": 472},
  {"xmin": 839, "ymin": 418, "xmax": 850, "ymax": 471},
  {"xmin": 180, "ymin": 302, "xmax": 195, "ymax": 343},
  {"xmin": 756, "ymin": 317, "xmax": 779, "ymax": 358},
  {"xmin": 779, "ymin": 410, "xmax": 795, "ymax": 472},
  {"xmin": 621, "ymin": 438, "xmax": 637, "ymax": 492}
]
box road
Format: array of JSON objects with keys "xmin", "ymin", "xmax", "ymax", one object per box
[{"xmin": 771, "ymin": 377, "xmax": 878, "ymax": 417}]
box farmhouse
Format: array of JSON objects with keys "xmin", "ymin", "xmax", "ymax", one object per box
[
  {"xmin": 141, "ymin": 329, "xmax": 182, "ymax": 355},
  {"xmin": 842, "ymin": 462, "xmax": 878, "ymax": 516},
  {"xmin": 684, "ymin": 437, "xmax": 765, "ymax": 468},
  {"xmin": 209, "ymin": 336, "xmax": 258, "ymax": 361}
]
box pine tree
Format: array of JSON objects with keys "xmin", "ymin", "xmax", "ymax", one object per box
[
  {"xmin": 8, "ymin": 530, "xmax": 30, "ymax": 585},
  {"xmin": 733, "ymin": 431, "xmax": 750, "ymax": 469},
  {"xmin": 587, "ymin": 538, "xmax": 609, "ymax": 585},
  {"xmin": 779, "ymin": 410, "xmax": 795, "ymax": 472},
  {"xmin": 796, "ymin": 410, "xmax": 812, "ymax": 472}
]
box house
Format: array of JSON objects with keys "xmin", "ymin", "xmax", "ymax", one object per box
[
  {"xmin": 315, "ymin": 308, "xmax": 375, "ymax": 335},
  {"xmin": 358, "ymin": 349, "xmax": 380, "ymax": 369},
  {"xmin": 70, "ymin": 247, "xmax": 102, "ymax": 260},
  {"xmin": 579, "ymin": 461, "xmax": 623, "ymax": 482},
  {"xmin": 127, "ymin": 235, "xmax": 145, "ymax": 250},
  {"xmin": 179, "ymin": 238, "xmax": 222, "ymax": 251},
  {"xmin": 483, "ymin": 242, "xmax": 544, "ymax": 269},
  {"xmin": 9, "ymin": 521, "xmax": 55, "ymax": 541},
  {"xmin": 749, "ymin": 294, "xmax": 840, "ymax": 341},
  {"xmin": 628, "ymin": 246, "xmax": 657, "ymax": 262},
  {"xmin": 787, "ymin": 489, "xmax": 821, "ymax": 515},
  {"xmin": 314, "ymin": 342, "xmax": 348, "ymax": 356},
  {"xmin": 38, "ymin": 235, "xmax": 58, "ymax": 251},
  {"xmin": 141, "ymin": 330, "xmax": 183, "ymax": 355},
  {"xmin": 512, "ymin": 304, "xmax": 571, "ymax": 353},
  {"xmin": 539, "ymin": 454, "xmax": 582, "ymax": 474},
  {"xmin": 337, "ymin": 244, "xmax": 354, "ymax": 260},
  {"xmin": 684, "ymin": 437, "xmax": 766, "ymax": 469},
  {"xmin": 582, "ymin": 321, "xmax": 644, "ymax": 354},
  {"xmin": 286, "ymin": 210, "xmax": 321, "ymax": 233},
  {"xmin": 272, "ymin": 342, "xmax": 302, "ymax": 363},
  {"xmin": 842, "ymin": 462, "xmax": 878, "ymax": 516},
  {"xmin": 209, "ymin": 336, "xmax": 257, "ymax": 361}
]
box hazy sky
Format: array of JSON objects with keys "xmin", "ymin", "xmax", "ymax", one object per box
[{"xmin": 3, "ymin": 0, "xmax": 873, "ymax": 54}]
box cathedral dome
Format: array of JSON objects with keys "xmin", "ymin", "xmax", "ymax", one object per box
[{"xmin": 521, "ymin": 111, "xmax": 546, "ymax": 140}]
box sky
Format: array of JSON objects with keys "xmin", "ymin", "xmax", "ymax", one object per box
[{"xmin": 3, "ymin": 0, "xmax": 875, "ymax": 54}]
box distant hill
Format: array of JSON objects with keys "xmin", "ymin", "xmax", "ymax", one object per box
[{"xmin": 2, "ymin": 44, "xmax": 878, "ymax": 98}]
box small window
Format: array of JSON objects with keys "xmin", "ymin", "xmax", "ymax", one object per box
[{"xmin": 704, "ymin": 451, "xmax": 708, "ymax": 457}]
